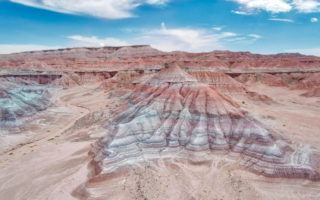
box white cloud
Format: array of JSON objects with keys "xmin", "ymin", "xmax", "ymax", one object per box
[
  {"xmin": 67, "ymin": 35, "xmax": 129, "ymax": 47},
  {"xmin": 212, "ymin": 26, "xmax": 223, "ymax": 31},
  {"xmin": 224, "ymin": 33, "xmax": 262, "ymax": 43},
  {"xmin": 0, "ymin": 44, "xmax": 61, "ymax": 54},
  {"xmin": 311, "ymin": 17, "xmax": 319, "ymax": 22},
  {"xmin": 232, "ymin": 0, "xmax": 292, "ymax": 13},
  {"xmin": 248, "ymin": 34, "xmax": 262, "ymax": 39},
  {"xmin": 67, "ymin": 23, "xmax": 260, "ymax": 52},
  {"xmin": 231, "ymin": 10, "xmax": 254, "ymax": 15},
  {"xmin": 287, "ymin": 47, "xmax": 320, "ymax": 56},
  {"xmin": 0, "ymin": 24, "xmax": 261, "ymax": 54},
  {"xmin": 232, "ymin": 0, "xmax": 320, "ymax": 13},
  {"xmin": 218, "ymin": 32, "xmax": 238, "ymax": 38},
  {"xmin": 133, "ymin": 22, "xmax": 225, "ymax": 52},
  {"xmin": 135, "ymin": 23, "xmax": 255, "ymax": 52},
  {"xmin": 10, "ymin": 0, "xmax": 168, "ymax": 19},
  {"xmin": 269, "ymin": 18, "xmax": 295, "ymax": 22},
  {"xmin": 293, "ymin": 0, "xmax": 320, "ymax": 13}
]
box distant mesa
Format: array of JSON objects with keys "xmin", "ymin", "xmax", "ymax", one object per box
[{"xmin": 1, "ymin": 45, "xmax": 320, "ymax": 70}]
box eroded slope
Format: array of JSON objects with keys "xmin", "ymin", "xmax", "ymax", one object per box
[
  {"xmin": 91, "ymin": 65, "xmax": 320, "ymax": 181},
  {"xmin": 0, "ymin": 78, "xmax": 51, "ymax": 127}
]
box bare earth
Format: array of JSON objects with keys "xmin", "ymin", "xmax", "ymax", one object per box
[{"xmin": 0, "ymin": 47, "xmax": 320, "ymax": 200}]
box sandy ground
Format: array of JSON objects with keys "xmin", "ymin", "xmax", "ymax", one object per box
[
  {"xmin": 0, "ymin": 83, "xmax": 120, "ymax": 200},
  {"xmin": 242, "ymin": 83, "xmax": 320, "ymax": 149},
  {"xmin": 0, "ymin": 83, "xmax": 320, "ymax": 200}
]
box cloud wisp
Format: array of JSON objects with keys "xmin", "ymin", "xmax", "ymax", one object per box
[
  {"xmin": 10, "ymin": 0, "xmax": 168, "ymax": 19},
  {"xmin": 311, "ymin": 17, "xmax": 319, "ymax": 22},
  {"xmin": 232, "ymin": 0, "xmax": 320, "ymax": 13},
  {"xmin": 269, "ymin": 18, "xmax": 295, "ymax": 23}
]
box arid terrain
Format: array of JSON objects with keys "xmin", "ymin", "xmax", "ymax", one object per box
[{"xmin": 1, "ymin": 45, "xmax": 320, "ymax": 200}]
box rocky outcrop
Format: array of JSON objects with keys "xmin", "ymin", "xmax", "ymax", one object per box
[
  {"xmin": 235, "ymin": 72, "xmax": 320, "ymax": 93},
  {"xmin": 290, "ymin": 73, "xmax": 320, "ymax": 90},
  {"xmin": 99, "ymin": 71, "xmax": 143, "ymax": 90},
  {"xmin": 235, "ymin": 73, "xmax": 287, "ymax": 87},
  {"xmin": 0, "ymin": 78, "xmax": 51, "ymax": 126},
  {"xmin": 91, "ymin": 65, "xmax": 320, "ymax": 180}
]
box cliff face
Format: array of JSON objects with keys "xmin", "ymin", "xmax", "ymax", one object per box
[{"xmin": 1, "ymin": 46, "xmax": 320, "ymax": 71}]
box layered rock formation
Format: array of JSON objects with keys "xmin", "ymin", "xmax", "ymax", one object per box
[
  {"xmin": 235, "ymin": 72, "xmax": 320, "ymax": 89},
  {"xmin": 0, "ymin": 78, "xmax": 51, "ymax": 126},
  {"xmin": 99, "ymin": 71, "xmax": 144, "ymax": 90},
  {"xmin": 1, "ymin": 46, "xmax": 320, "ymax": 71},
  {"xmin": 235, "ymin": 73, "xmax": 287, "ymax": 87},
  {"xmin": 92, "ymin": 65, "xmax": 320, "ymax": 180}
]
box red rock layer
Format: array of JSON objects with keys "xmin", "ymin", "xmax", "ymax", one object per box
[
  {"xmin": 290, "ymin": 73, "xmax": 320, "ymax": 89},
  {"xmin": 235, "ymin": 74, "xmax": 287, "ymax": 87},
  {"xmin": 1, "ymin": 46, "xmax": 320, "ymax": 70},
  {"xmin": 236, "ymin": 72, "xmax": 320, "ymax": 89}
]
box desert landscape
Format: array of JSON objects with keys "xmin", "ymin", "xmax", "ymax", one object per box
[{"xmin": 0, "ymin": 45, "xmax": 320, "ymax": 199}]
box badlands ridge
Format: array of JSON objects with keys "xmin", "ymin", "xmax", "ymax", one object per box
[{"xmin": 0, "ymin": 46, "xmax": 320, "ymax": 200}]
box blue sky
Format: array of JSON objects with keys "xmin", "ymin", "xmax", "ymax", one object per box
[{"xmin": 0, "ymin": 0, "xmax": 319, "ymax": 55}]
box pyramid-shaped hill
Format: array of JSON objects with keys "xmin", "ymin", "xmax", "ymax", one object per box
[{"xmin": 93, "ymin": 65, "xmax": 320, "ymax": 180}]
